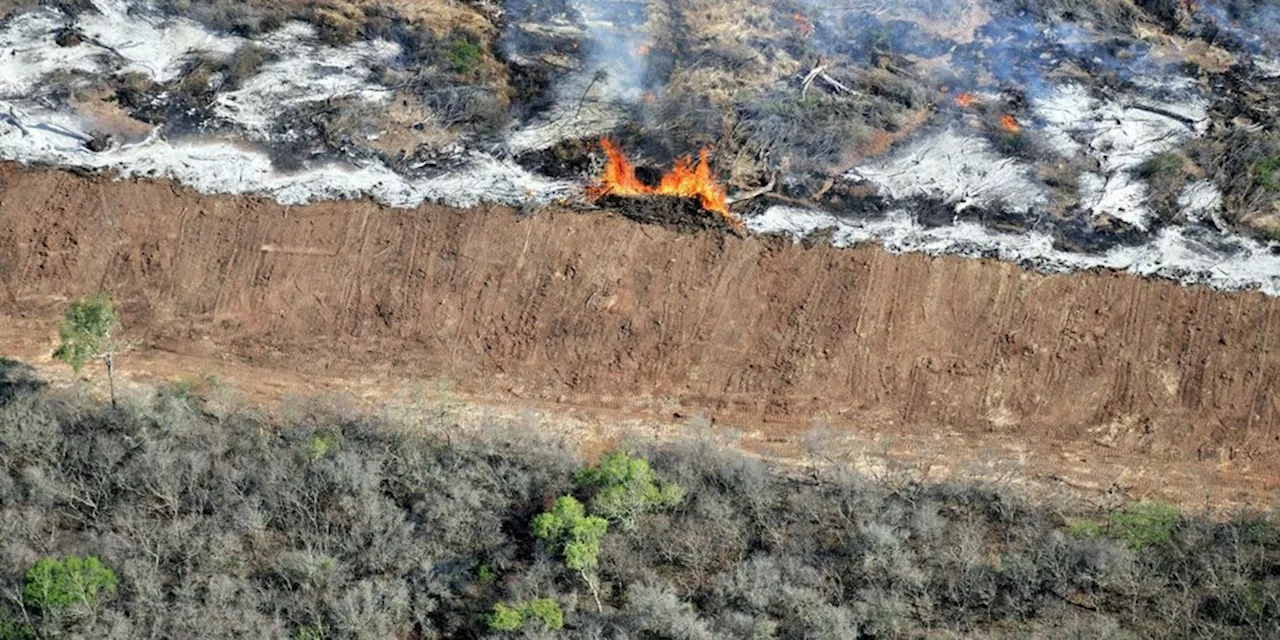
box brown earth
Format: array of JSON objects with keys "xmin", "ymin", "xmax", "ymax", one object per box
[{"xmin": 1, "ymin": 163, "xmax": 1277, "ymax": 511}]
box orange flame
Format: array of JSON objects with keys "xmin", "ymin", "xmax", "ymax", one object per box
[
  {"xmin": 1000, "ymin": 114, "xmax": 1022, "ymax": 133},
  {"xmin": 954, "ymin": 92, "xmax": 976, "ymax": 108},
  {"xmin": 637, "ymin": 44, "xmax": 650, "ymax": 56},
  {"xmin": 590, "ymin": 139, "xmax": 739, "ymax": 228},
  {"xmin": 793, "ymin": 13, "xmax": 814, "ymax": 37}
]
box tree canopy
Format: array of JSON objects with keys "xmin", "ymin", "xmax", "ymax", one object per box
[{"xmin": 53, "ymin": 293, "xmax": 117, "ymax": 373}]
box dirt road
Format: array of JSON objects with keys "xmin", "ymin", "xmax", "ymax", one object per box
[{"xmin": 1, "ymin": 164, "xmax": 1276, "ymax": 508}]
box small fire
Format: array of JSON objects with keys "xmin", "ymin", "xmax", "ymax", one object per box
[
  {"xmin": 637, "ymin": 44, "xmax": 650, "ymax": 56},
  {"xmin": 642, "ymin": 90, "xmax": 656, "ymax": 104},
  {"xmin": 590, "ymin": 138, "xmax": 739, "ymax": 228},
  {"xmin": 954, "ymin": 92, "xmax": 976, "ymax": 108},
  {"xmin": 1000, "ymin": 114, "xmax": 1022, "ymax": 133},
  {"xmin": 793, "ymin": 13, "xmax": 814, "ymax": 38}
]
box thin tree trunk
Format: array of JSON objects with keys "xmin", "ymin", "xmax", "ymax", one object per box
[
  {"xmin": 583, "ymin": 570, "xmax": 602, "ymax": 613},
  {"xmin": 105, "ymin": 348, "xmax": 117, "ymax": 408}
]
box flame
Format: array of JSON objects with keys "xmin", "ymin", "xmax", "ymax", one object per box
[
  {"xmin": 637, "ymin": 44, "xmax": 650, "ymax": 56},
  {"xmin": 1000, "ymin": 114, "xmax": 1022, "ymax": 133},
  {"xmin": 792, "ymin": 13, "xmax": 814, "ymax": 37},
  {"xmin": 590, "ymin": 138, "xmax": 739, "ymax": 228},
  {"xmin": 642, "ymin": 90, "xmax": 656, "ymax": 104},
  {"xmin": 954, "ymin": 92, "xmax": 976, "ymax": 108},
  {"xmin": 591, "ymin": 138, "xmax": 648, "ymax": 197}
]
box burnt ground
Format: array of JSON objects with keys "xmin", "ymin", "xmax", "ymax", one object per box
[
  {"xmin": 596, "ymin": 194, "xmax": 741, "ymax": 235},
  {"xmin": 0, "ymin": 164, "xmax": 1277, "ymax": 512}
]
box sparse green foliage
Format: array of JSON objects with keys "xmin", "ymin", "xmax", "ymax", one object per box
[
  {"xmin": 53, "ymin": 293, "xmax": 116, "ymax": 374},
  {"xmin": 0, "ymin": 620, "xmax": 34, "ymax": 640},
  {"xmin": 446, "ymin": 35, "xmax": 482, "ymax": 75},
  {"xmin": 1109, "ymin": 501, "xmax": 1180, "ymax": 549},
  {"xmin": 1066, "ymin": 518, "xmax": 1106, "ymax": 540},
  {"xmin": 23, "ymin": 556, "xmax": 117, "ymax": 612},
  {"xmin": 170, "ymin": 371, "xmax": 221, "ymax": 401},
  {"xmin": 1066, "ymin": 502, "xmax": 1180, "ymax": 549},
  {"xmin": 573, "ymin": 451, "xmax": 684, "ymax": 530},
  {"xmin": 476, "ymin": 560, "xmax": 495, "ymax": 585},
  {"xmin": 1138, "ymin": 152, "xmax": 1184, "ymax": 178},
  {"xmin": 306, "ymin": 433, "xmax": 340, "ymax": 461},
  {"xmin": 1255, "ymin": 156, "xmax": 1280, "ymax": 191},
  {"xmin": 295, "ymin": 618, "xmax": 326, "ymax": 640},
  {"xmin": 488, "ymin": 599, "xmax": 564, "ymax": 633}
]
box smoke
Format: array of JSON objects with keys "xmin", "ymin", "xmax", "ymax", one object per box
[
  {"xmin": 500, "ymin": 0, "xmax": 653, "ymax": 152},
  {"xmin": 0, "ymin": 0, "xmax": 1277, "ymax": 295},
  {"xmin": 1196, "ymin": 0, "xmax": 1280, "ymax": 58}
]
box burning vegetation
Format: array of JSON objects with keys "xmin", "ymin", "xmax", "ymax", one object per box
[
  {"xmin": 4, "ymin": 0, "xmax": 1280, "ymax": 275},
  {"xmin": 589, "ymin": 138, "xmax": 741, "ymax": 232}
]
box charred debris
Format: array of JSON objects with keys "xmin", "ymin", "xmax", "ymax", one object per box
[{"xmin": 7, "ymin": 0, "xmax": 1280, "ymax": 245}]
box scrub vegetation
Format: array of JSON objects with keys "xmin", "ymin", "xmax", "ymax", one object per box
[{"xmin": 0, "ymin": 368, "xmax": 1276, "ymax": 638}]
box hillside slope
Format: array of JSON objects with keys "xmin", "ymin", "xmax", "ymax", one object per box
[{"xmin": 1, "ymin": 164, "xmax": 1277, "ymax": 501}]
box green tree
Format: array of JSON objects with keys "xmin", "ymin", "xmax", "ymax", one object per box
[
  {"xmin": 23, "ymin": 556, "xmax": 118, "ymax": 613},
  {"xmin": 53, "ymin": 293, "xmax": 119, "ymax": 407},
  {"xmin": 487, "ymin": 599, "xmax": 563, "ymax": 633},
  {"xmin": 525, "ymin": 598, "xmax": 564, "ymax": 631},
  {"xmin": 487, "ymin": 603, "xmax": 524, "ymax": 632},
  {"xmin": 533, "ymin": 496, "xmax": 608, "ymax": 612},
  {"xmin": 574, "ymin": 451, "xmax": 684, "ymax": 530},
  {"xmin": 0, "ymin": 619, "xmax": 35, "ymax": 640}
]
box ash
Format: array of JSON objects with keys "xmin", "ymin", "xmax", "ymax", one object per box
[{"xmin": 1, "ymin": 0, "xmax": 1279, "ymax": 293}]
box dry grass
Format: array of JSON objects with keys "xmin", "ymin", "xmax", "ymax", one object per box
[{"xmin": 367, "ymin": 90, "xmax": 463, "ymax": 159}]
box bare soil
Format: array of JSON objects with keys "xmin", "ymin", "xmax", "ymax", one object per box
[{"xmin": 1, "ymin": 164, "xmax": 1277, "ymax": 511}]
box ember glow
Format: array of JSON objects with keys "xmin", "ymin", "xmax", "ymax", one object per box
[
  {"xmin": 793, "ymin": 13, "xmax": 814, "ymax": 38},
  {"xmin": 1000, "ymin": 114, "xmax": 1022, "ymax": 133},
  {"xmin": 590, "ymin": 138, "xmax": 738, "ymax": 227},
  {"xmin": 954, "ymin": 92, "xmax": 976, "ymax": 108}
]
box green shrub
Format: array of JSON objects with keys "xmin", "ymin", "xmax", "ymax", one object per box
[
  {"xmin": 1256, "ymin": 156, "xmax": 1280, "ymax": 191},
  {"xmin": 446, "ymin": 35, "xmax": 483, "ymax": 75},
  {"xmin": 307, "ymin": 433, "xmax": 340, "ymax": 462},
  {"xmin": 0, "ymin": 620, "xmax": 34, "ymax": 640},
  {"xmin": 488, "ymin": 603, "xmax": 525, "ymax": 632},
  {"xmin": 1067, "ymin": 502, "xmax": 1180, "ymax": 549},
  {"xmin": 1138, "ymin": 152, "xmax": 1184, "ymax": 178},
  {"xmin": 169, "ymin": 371, "xmax": 221, "ymax": 401},
  {"xmin": 488, "ymin": 599, "xmax": 563, "ymax": 633},
  {"xmin": 1109, "ymin": 502, "xmax": 1180, "ymax": 549},
  {"xmin": 1066, "ymin": 518, "xmax": 1106, "ymax": 540},
  {"xmin": 525, "ymin": 598, "xmax": 564, "ymax": 631},
  {"xmin": 23, "ymin": 556, "xmax": 118, "ymax": 612},
  {"xmin": 573, "ymin": 451, "xmax": 684, "ymax": 530},
  {"xmin": 295, "ymin": 619, "xmax": 326, "ymax": 640},
  {"xmin": 476, "ymin": 560, "xmax": 496, "ymax": 585}
]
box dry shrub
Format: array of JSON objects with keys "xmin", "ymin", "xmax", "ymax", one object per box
[{"xmin": 0, "ymin": 378, "xmax": 1276, "ymax": 638}]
